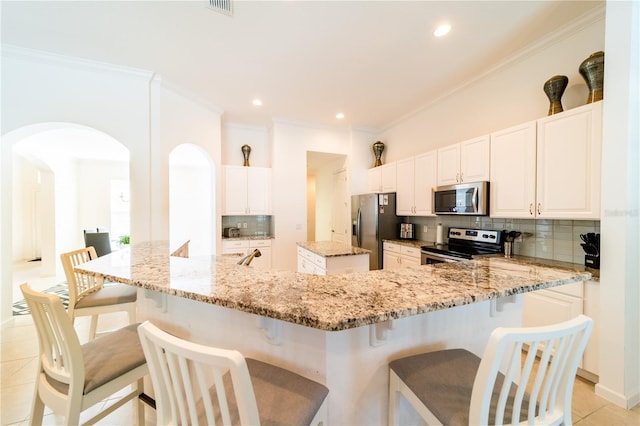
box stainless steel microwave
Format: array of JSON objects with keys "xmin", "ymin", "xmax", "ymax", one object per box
[{"xmin": 432, "ymin": 181, "xmax": 490, "ymax": 215}]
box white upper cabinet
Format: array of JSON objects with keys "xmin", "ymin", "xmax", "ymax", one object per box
[
  {"xmin": 223, "ymin": 166, "xmax": 271, "ymax": 215},
  {"xmin": 437, "ymin": 135, "xmax": 490, "ymax": 186},
  {"xmin": 396, "ymin": 152, "xmax": 437, "ymax": 216},
  {"xmin": 367, "ymin": 162, "xmax": 396, "ymax": 193},
  {"xmin": 489, "ymin": 101, "xmax": 602, "ymax": 219},
  {"xmin": 536, "ymin": 101, "xmax": 602, "ymax": 219},
  {"xmin": 490, "ymin": 121, "xmax": 537, "ymax": 218}
]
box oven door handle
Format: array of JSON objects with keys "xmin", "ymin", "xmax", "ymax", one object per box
[{"xmin": 421, "ymin": 251, "xmax": 468, "ymax": 263}]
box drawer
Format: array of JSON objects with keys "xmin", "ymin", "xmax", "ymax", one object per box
[
  {"xmin": 400, "ymin": 246, "xmax": 421, "ymax": 259},
  {"xmin": 383, "ymin": 242, "xmax": 401, "ymax": 254},
  {"xmin": 297, "ymin": 247, "xmax": 326, "ymax": 268},
  {"xmin": 250, "ymin": 239, "xmax": 272, "ymax": 248},
  {"xmin": 222, "ymin": 240, "xmax": 249, "ymax": 250}
]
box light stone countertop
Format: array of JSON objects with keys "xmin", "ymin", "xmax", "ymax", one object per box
[
  {"xmin": 76, "ymin": 241, "xmax": 591, "ymax": 331},
  {"xmin": 297, "ymin": 241, "xmax": 371, "ymax": 257}
]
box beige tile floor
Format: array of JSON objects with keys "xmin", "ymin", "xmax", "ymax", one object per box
[{"xmin": 3, "ymin": 262, "xmax": 640, "ymax": 425}]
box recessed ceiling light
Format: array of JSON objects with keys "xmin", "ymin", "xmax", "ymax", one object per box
[
  {"xmin": 434, "ymin": 24, "xmax": 451, "ymax": 37},
  {"xmin": 252, "ymin": 98, "xmax": 263, "ymax": 107},
  {"xmin": 336, "ymin": 113, "xmax": 345, "ymax": 120}
]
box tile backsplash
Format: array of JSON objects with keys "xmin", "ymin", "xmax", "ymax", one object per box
[
  {"xmin": 402, "ymin": 216, "xmax": 600, "ymax": 265},
  {"xmin": 222, "ymin": 215, "xmax": 273, "ymax": 237}
]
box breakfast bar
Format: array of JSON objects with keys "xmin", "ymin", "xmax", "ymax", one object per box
[{"xmin": 76, "ymin": 241, "xmax": 592, "ymax": 424}]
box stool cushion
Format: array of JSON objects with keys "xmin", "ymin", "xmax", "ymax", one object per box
[
  {"xmin": 75, "ymin": 284, "xmax": 137, "ymax": 309},
  {"xmin": 200, "ymin": 358, "xmax": 329, "ymax": 425},
  {"xmin": 46, "ymin": 323, "xmax": 146, "ymax": 395},
  {"xmin": 246, "ymin": 358, "xmax": 329, "ymax": 425},
  {"xmin": 389, "ymin": 348, "xmax": 532, "ymax": 425}
]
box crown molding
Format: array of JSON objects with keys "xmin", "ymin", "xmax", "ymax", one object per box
[
  {"xmin": 1, "ymin": 44, "xmax": 153, "ymax": 80},
  {"xmin": 154, "ymin": 75, "xmax": 224, "ymax": 115},
  {"xmin": 383, "ymin": 4, "xmax": 606, "ymax": 132}
]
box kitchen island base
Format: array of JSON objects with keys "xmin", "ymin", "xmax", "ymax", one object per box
[{"xmin": 139, "ymin": 290, "xmax": 522, "ymax": 425}]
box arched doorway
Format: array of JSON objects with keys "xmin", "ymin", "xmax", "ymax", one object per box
[
  {"xmin": 7, "ymin": 122, "xmax": 129, "ymax": 303},
  {"xmin": 169, "ymin": 144, "xmax": 215, "ymax": 256}
]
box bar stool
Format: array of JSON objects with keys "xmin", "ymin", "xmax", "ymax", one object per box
[
  {"xmin": 21, "ymin": 283, "xmax": 148, "ymax": 425},
  {"xmin": 137, "ymin": 320, "xmax": 329, "ymax": 425},
  {"xmin": 388, "ymin": 315, "xmax": 593, "ymax": 425},
  {"xmin": 61, "ymin": 246, "xmax": 137, "ymax": 340}
]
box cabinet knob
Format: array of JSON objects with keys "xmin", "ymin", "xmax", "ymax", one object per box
[
  {"xmin": 537, "ymin": 203, "xmax": 542, "ymax": 215},
  {"xmin": 529, "ymin": 203, "xmax": 534, "ymax": 215},
  {"xmin": 460, "ymin": 172, "xmax": 464, "ymax": 182},
  {"xmin": 456, "ymin": 173, "xmax": 460, "ymax": 183}
]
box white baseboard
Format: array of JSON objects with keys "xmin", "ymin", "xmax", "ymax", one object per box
[{"xmin": 595, "ymin": 383, "xmax": 640, "ymax": 409}]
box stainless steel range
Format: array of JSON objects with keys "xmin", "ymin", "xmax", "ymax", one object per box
[{"xmin": 420, "ymin": 227, "xmax": 504, "ymax": 264}]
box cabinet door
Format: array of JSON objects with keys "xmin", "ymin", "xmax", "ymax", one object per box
[
  {"xmin": 460, "ymin": 135, "xmax": 490, "ymax": 183},
  {"xmin": 383, "ymin": 251, "xmax": 401, "ymax": 270},
  {"xmin": 437, "ymin": 144, "xmax": 461, "ymax": 186},
  {"xmin": 536, "ymin": 102, "xmax": 602, "ymax": 219},
  {"xmin": 380, "ymin": 163, "xmax": 397, "ymax": 192},
  {"xmin": 247, "ymin": 167, "xmax": 271, "ymax": 214},
  {"xmin": 224, "ymin": 166, "xmax": 248, "ymax": 215},
  {"xmin": 490, "ymin": 122, "xmax": 537, "ymax": 218},
  {"xmin": 395, "ymin": 158, "xmax": 415, "ymax": 215},
  {"xmin": 523, "ymin": 290, "xmax": 582, "ymax": 328},
  {"xmin": 414, "ymin": 151, "xmax": 437, "ymax": 216},
  {"xmin": 367, "ymin": 167, "xmax": 382, "ymax": 193}
]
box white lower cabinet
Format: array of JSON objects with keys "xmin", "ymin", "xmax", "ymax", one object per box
[
  {"xmin": 221, "ymin": 239, "xmax": 272, "ymax": 270},
  {"xmin": 523, "ymin": 280, "xmax": 599, "ymax": 379},
  {"xmin": 297, "ymin": 247, "xmax": 369, "ymax": 275},
  {"xmin": 382, "ymin": 242, "xmax": 421, "ymax": 270}
]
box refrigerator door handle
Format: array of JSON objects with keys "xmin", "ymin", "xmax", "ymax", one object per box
[{"xmin": 356, "ymin": 208, "xmax": 362, "ymax": 247}]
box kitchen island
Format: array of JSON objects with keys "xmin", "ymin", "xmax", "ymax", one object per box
[
  {"xmin": 77, "ymin": 241, "xmax": 591, "ymax": 424},
  {"xmin": 296, "ymin": 240, "xmax": 370, "ymax": 275}
]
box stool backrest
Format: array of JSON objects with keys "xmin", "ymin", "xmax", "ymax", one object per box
[
  {"xmin": 470, "ymin": 314, "xmax": 593, "ymax": 425},
  {"xmin": 137, "ymin": 321, "xmax": 260, "ymax": 425},
  {"xmin": 61, "ymin": 247, "xmax": 104, "ymax": 315},
  {"xmin": 20, "ymin": 283, "xmax": 84, "ymax": 392},
  {"xmin": 83, "ymin": 230, "xmax": 112, "ymax": 257}
]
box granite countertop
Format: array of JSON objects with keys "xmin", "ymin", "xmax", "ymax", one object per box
[
  {"xmin": 384, "ymin": 239, "xmax": 433, "ymax": 249},
  {"xmin": 76, "ymin": 241, "xmax": 591, "ymax": 332},
  {"xmin": 385, "ymin": 239, "xmax": 600, "ymax": 280},
  {"xmin": 297, "ymin": 241, "xmax": 371, "ymax": 257}
]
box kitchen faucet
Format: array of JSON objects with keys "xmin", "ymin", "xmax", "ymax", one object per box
[{"xmin": 237, "ymin": 249, "xmax": 261, "ymax": 266}]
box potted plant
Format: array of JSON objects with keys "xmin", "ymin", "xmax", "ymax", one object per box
[{"xmin": 118, "ymin": 234, "xmax": 130, "ymax": 247}]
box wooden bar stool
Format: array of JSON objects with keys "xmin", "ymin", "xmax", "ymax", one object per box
[
  {"xmin": 21, "ymin": 283, "xmax": 148, "ymax": 426},
  {"xmin": 138, "ymin": 320, "xmax": 329, "ymax": 425},
  {"xmin": 389, "ymin": 315, "xmax": 593, "ymax": 425},
  {"xmin": 61, "ymin": 246, "xmax": 137, "ymax": 340}
]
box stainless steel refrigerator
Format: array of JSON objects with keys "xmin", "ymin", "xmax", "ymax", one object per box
[{"xmin": 351, "ymin": 193, "xmax": 399, "ymax": 270}]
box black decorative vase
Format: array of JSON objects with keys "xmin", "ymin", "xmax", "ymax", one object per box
[
  {"xmin": 543, "ymin": 75, "xmax": 569, "ymax": 115},
  {"xmin": 241, "ymin": 144, "xmax": 251, "ymax": 167},
  {"xmin": 372, "ymin": 141, "xmax": 385, "ymax": 167},
  {"xmin": 579, "ymin": 51, "xmax": 604, "ymax": 104}
]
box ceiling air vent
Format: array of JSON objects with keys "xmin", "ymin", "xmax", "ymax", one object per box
[{"xmin": 208, "ymin": 0, "xmax": 233, "ymax": 16}]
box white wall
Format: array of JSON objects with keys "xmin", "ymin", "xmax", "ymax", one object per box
[
  {"xmin": 1, "ymin": 48, "xmax": 223, "ymax": 322},
  {"xmin": 76, "ymin": 158, "xmax": 129, "ymax": 246},
  {"xmin": 596, "ymin": 0, "xmax": 640, "ymax": 409},
  {"xmin": 222, "ymin": 124, "xmax": 271, "ymax": 167},
  {"xmin": 378, "ymin": 9, "xmax": 606, "ymax": 162},
  {"xmin": 271, "ymin": 121, "xmax": 353, "ymax": 271},
  {"xmin": 152, "ymin": 80, "xmax": 222, "ymax": 251},
  {"xmin": 1, "ymin": 47, "xmax": 153, "ymax": 321}
]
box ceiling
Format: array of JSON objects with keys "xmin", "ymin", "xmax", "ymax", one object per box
[{"xmin": 2, "ymin": 1, "xmax": 601, "ymax": 130}]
